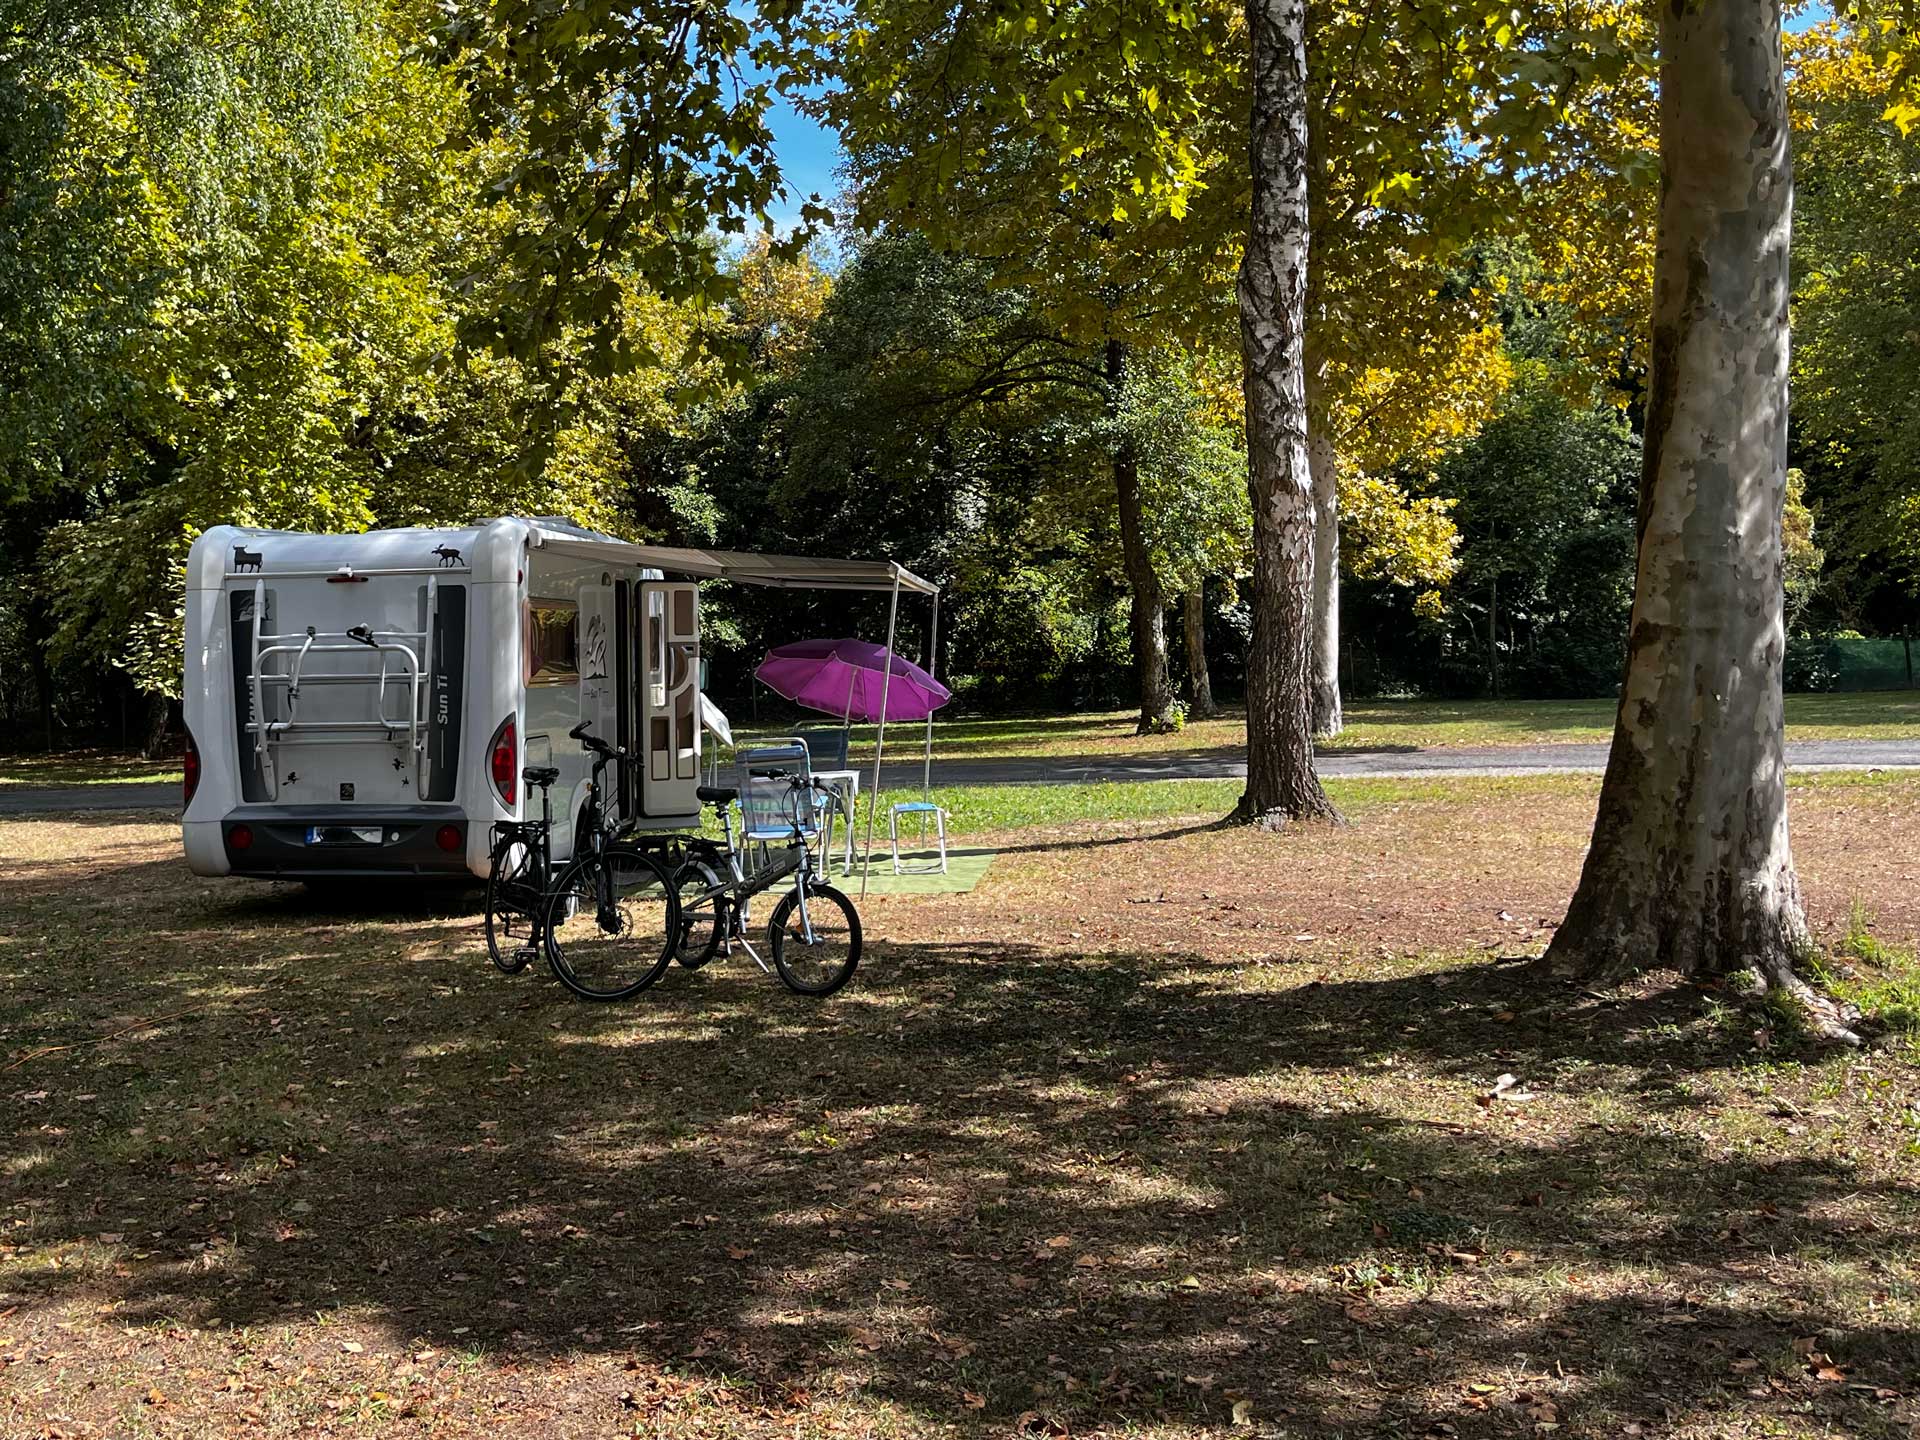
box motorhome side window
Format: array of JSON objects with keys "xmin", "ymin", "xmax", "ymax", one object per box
[{"xmin": 526, "ymin": 601, "xmax": 578, "ymax": 686}]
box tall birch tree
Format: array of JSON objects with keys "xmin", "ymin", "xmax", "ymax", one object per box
[{"xmin": 1236, "ymin": 0, "xmax": 1336, "ymax": 825}]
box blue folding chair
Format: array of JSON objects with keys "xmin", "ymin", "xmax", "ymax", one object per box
[
  {"xmin": 735, "ymin": 738, "xmax": 826, "ymax": 861},
  {"xmin": 796, "ymin": 724, "xmax": 850, "ymax": 768}
]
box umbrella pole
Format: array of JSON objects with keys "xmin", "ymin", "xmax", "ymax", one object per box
[
  {"xmin": 843, "ymin": 668, "xmax": 856, "ymax": 758},
  {"xmin": 862, "ymin": 574, "xmax": 901, "ymax": 898}
]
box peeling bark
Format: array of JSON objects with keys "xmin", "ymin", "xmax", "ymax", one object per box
[
  {"xmin": 1183, "ymin": 586, "xmax": 1219, "ymax": 718},
  {"xmin": 1233, "ymin": 0, "xmax": 1337, "ymax": 829},
  {"xmin": 1543, "ymin": 0, "xmax": 1851, "ymax": 1040},
  {"xmin": 1108, "ymin": 340, "xmax": 1177, "ymax": 735}
]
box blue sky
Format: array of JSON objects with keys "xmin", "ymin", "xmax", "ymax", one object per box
[{"xmin": 766, "ymin": 91, "xmax": 842, "ymax": 233}]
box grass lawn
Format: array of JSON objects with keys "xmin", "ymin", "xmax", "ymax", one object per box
[
  {"xmin": 3, "ymin": 774, "xmax": 1918, "ymax": 1439},
  {"xmin": 0, "ymin": 750, "xmax": 184, "ymax": 786},
  {"xmin": 2, "ymin": 694, "xmax": 1914, "ymax": 793},
  {"xmin": 732, "ymin": 691, "xmax": 1920, "ymax": 767}
]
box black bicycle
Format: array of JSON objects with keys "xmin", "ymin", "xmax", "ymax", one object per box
[
  {"xmin": 483, "ymin": 723, "xmax": 680, "ymax": 1002},
  {"xmin": 668, "ymin": 771, "xmax": 861, "ymax": 997}
]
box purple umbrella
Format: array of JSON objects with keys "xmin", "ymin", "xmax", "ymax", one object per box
[{"xmin": 755, "ymin": 638, "xmax": 952, "ymax": 723}]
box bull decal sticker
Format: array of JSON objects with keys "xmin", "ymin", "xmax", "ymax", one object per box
[{"xmin": 232, "ymin": 545, "xmax": 264, "ymax": 573}]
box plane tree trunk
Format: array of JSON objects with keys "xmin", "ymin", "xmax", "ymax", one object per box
[
  {"xmin": 1542, "ymin": 0, "xmax": 1853, "ymax": 1041},
  {"xmin": 1183, "ymin": 586, "xmax": 1219, "ymax": 718},
  {"xmin": 1232, "ymin": 0, "xmax": 1337, "ymax": 829},
  {"xmin": 1108, "ymin": 340, "xmax": 1178, "ymax": 735}
]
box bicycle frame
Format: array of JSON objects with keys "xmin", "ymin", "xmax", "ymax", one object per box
[{"xmin": 688, "ymin": 780, "xmax": 832, "ymax": 974}]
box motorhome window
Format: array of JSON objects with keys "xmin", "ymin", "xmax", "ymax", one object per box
[{"xmin": 527, "ymin": 601, "xmax": 578, "ymax": 685}]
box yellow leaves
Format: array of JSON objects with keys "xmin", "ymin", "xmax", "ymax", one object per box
[
  {"xmin": 1343, "ymin": 472, "xmax": 1461, "ymax": 593},
  {"xmin": 1335, "ymin": 324, "xmax": 1512, "ymax": 475},
  {"xmin": 733, "ymin": 233, "xmax": 831, "ymax": 375}
]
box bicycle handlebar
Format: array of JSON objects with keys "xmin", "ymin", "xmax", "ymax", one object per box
[
  {"xmin": 570, "ymin": 720, "xmax": 630, "ymax": 763},
  {"xmin": 757, "ymin": 768, "xmax": 829, "ymax": 790}
]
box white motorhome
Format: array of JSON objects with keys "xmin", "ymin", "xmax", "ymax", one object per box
[
  {"xmin": 181, "ymin": 519, "xmax": 937, "ymax": 881},
  {"xmin": 183, "ymin": 516, "xmax": 710, "ymax": 880}
]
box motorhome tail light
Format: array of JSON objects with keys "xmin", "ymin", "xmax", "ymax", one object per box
[
  {"xmin": 488, "ymin": 716, "xmax": 517, "ymax": 805},
  {"xmin": 183, "ymin": 729, "xmax": 201, "ymax": 808},
  {"xmin": 228, "ymin": 824, "xmax": 254, "ymax": 852},
  {"xmin": 435, "ymin": 824, "xmax": 463, "ymax": 853}
]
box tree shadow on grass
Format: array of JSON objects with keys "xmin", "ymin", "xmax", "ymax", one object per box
[{"xmin": 1, "ymin": 860, "xmax": 1915, "ymax": 1437}]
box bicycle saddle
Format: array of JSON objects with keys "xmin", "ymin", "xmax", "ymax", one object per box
[
  {"xmin": 521, "ymin": 765, "xmax": 560, "ymax": 787},
  {"xmin": 695, "ymin": 785, "xmax": 737, "ymax": 805}
]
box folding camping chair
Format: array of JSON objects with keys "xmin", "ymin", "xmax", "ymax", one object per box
[
  {"xmin": 735, "ymin": 738, "xmax": 829, "ymax": 864},
  {"xmin": 796, "ymin": 723, "xmax": 849, "ymax": 768}
]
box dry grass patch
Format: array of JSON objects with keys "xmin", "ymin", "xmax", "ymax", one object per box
[{"xmin": 2, "ymin": 778, "xmax": 1917, "ymax": 1439}]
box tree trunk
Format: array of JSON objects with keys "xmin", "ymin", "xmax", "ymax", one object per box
[
  {"xmin": 1542, "ymin": 0, "xmax": 1849, "ymax": 1038},
  {"xmin": 27, "ymin": 612, "xmax": 54, "ymax": 751},
  {"xmin": 1487, "ymin": 572, "xmax": 1500, "ymax": 700},
  {"xmin": 1109, "ymin": 340, "xmax": 1177, "ymax": 734},
  {"xmin": 139, "ymin": 693, "xmax": 173, "ymax": 759},
  {"xmin": 1233, "ymin": 0, "xmax": 1337, "ymax": 829},
  {"xmin": 1306, "ymin": 356, "xmax": 1341, "ymax": 737},
  {"xmin": 1183, "ymin": 586, "xmax": 1219, "ymax": 718}
]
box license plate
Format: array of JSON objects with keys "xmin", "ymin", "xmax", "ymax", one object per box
[{"xmin": 306, "ymin": 825, "xmax": 384, "ymax": 846}]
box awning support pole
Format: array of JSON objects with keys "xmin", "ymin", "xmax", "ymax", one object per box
[
  {"xmin": 861, "ymin": 573, "xmax": 901, "ymax": 898},
  {"xmin": 923, "ymin": 591, "xmax": 939, "ymax": 798}
]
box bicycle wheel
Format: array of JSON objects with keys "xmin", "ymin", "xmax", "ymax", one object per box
[
  {"xmin": 768, "ymin": 883, "xmax": 861, "ymax": 997},
  {"xmin": 544, "ymin": 846, "xmax": 679, "ymax": 1001},
  {"xmin": 484, "ymin": 837, "xmax": 541, "ymax": 975},
  {"xmin": 673, "ymin": 859, "xmax": 724, "ymax": 969}
]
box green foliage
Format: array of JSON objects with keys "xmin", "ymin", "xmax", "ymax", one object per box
[
  {"xmin": 438, "ymin": 0, "xmax": 828, "ymax": 381},
  {"xmin": 1, "ymin": 0, "xmax": 707, "ymax": 701},
  {"xmin": 1789, "ymin": 23, "xmax": 1920, "ymax": 619},
  {"xmin": 1417, "ymin": 362, "xmax": 1640, "ymax": 697}
]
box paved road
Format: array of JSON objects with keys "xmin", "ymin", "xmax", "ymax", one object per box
[{"xmin": 4, "ymin": 738, "xmax": 1916, "ymax": 816}]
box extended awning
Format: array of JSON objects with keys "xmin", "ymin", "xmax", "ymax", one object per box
[
  {"xmin": 528, "ymin": 527, "xmax": 937, "ymax": 596},
  {"xmin": 529, "ymin": 520, "xmax": 940, "ymax": 899}
]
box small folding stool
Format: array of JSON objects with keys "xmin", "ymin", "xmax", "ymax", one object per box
[{"xmin": 889, "ymin": 799, "xmax": 948, "ymax": 874}]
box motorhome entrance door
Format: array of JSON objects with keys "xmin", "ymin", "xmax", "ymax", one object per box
[
  {"xmin": 576, "ymin": 583, "xmax": 622, "ymax": 816},
  {"xmin": 637, "ymin": 581, "xmax": 700, "ymax": 817}
]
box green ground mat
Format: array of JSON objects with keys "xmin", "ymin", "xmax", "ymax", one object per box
[{"xmin": 827, "ymin": 847, "xmax": 998, "ymax": 895}]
